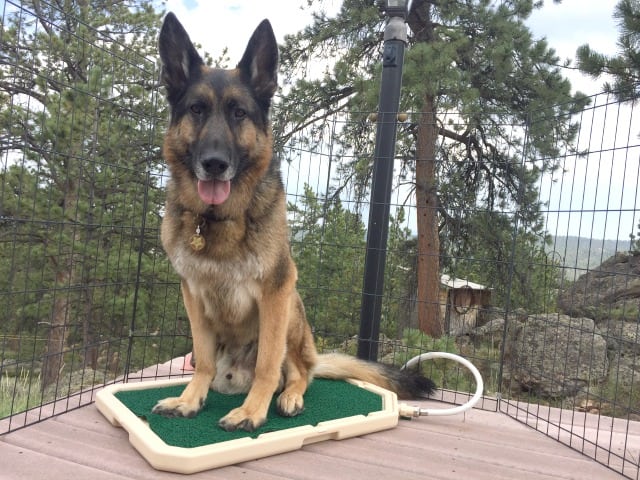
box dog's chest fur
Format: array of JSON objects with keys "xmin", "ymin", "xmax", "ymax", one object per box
[
  {"xmin": 173, "ymin": 233, "xmax": 261, "ymax": 317},
  {"xmin": 183, "ymin": 255, "xmax": 262, "ymax": 327},
  {"xmin": 161, "ymin": 203, "xmax": 286, "ymax": 335}
]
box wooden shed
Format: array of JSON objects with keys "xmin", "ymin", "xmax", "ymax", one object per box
[{"xmin": 439, "ymin": 274, "xmax": 492, "ymax": 335}]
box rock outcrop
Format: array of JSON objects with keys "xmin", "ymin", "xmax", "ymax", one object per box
[
  {"xmin": 558, "ymin": 251, "xmax": 640, "ymax": 322},
  {"xmin": 507, "ymin": 314, "xmax": 608, "ymax": 397}
]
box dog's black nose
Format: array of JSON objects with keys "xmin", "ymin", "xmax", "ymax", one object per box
[{"xmin": 202, "ymin": 157, "xmax": 229, "ymax": 176}]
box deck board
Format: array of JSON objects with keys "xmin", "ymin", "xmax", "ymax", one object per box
[{"xmin": 0, "ymin": 357, "xmax": 633, "ymax": 479}]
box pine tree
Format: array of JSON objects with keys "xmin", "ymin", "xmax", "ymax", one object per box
[
  {"xmin": 382, "ymin": 207, "xmax": 416, "ymax": 338},
  {"xmin": 276, "ymin": 0, "xmax": 588, "ymax": 338},
  {"xmin": 577, "ymin": 0, "xmax": 640, "ymax": 101},
  {"xmin": 631, "ymin": 222, "xmax": 640, "ymax": 253},
  {"xmin": 0, "ymin": 2, "xmax": 175, "ymax": 388},
  {"xmin": 289, "ymin": 185, "xmax": 367, "ymax": 343}
]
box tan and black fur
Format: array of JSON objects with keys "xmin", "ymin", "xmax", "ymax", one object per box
[{"xmin": 152, "ymin": 13, "xmax": 435, "ymax": 432}]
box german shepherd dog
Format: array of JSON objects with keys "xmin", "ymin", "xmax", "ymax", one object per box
[{"xmin": 152, "ymin": 13, "xmax": 435, "ymax": 432}]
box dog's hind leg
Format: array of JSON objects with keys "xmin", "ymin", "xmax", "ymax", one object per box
[{"xmin": 152, "ymin": 280, "xmax": 216, "ymax": 418}]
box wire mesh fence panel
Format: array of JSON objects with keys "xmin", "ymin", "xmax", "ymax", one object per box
[
  {"xmin": 0, "ymin": 1, "xmax": 188, "ymax": 431},
  {"xmin": 500, "ymin": 91, "xmax": 640, "ymax": 478},
  {"xmin": 0, "ymin": 2, "xmax": 639, "ymax": 478}
]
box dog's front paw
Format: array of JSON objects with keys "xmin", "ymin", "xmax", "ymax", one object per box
[
  {"xmin": 218, "ymin": 406, "xmax": 266, "ymax": 432},
  {"xmin": 276, "ymin": 391, "xmax": 304, "ymax": 417},
  {"xmin": 152, "ymin": 396, "xmax": 204, "ymax": 418}
]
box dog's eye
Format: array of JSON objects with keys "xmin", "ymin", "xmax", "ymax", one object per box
[
  {"xmin": 233, "ymin": 107, "xmax": 246, "ymax": 119},
  {"xmin": 190, "ymin": 103, "xmax": 204, "ymax": 115}
]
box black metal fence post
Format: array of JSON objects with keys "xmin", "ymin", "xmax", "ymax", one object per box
[{"xmin": 357, "ymin": 12, "xmax": 408, "ymax": 361}]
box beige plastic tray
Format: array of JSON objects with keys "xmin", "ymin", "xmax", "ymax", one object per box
[{"xmin": 95, "ymin": 378, "xmax": 399, "ymax": 474}]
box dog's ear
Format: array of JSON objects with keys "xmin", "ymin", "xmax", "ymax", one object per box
[
  {"xmin": 237, "ymin": 19, "xmax": 278, "ymax": 102},
  {"xmin": 158, "ymin": 12, "xmax": 203, "ymax": 102}
]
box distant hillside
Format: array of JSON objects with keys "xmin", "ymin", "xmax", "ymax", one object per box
[{"xmin": 548, "ymin": 236, "xmax": 632, "ymax": 281}]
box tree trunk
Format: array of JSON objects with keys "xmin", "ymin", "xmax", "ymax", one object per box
[
  {"xmin": 41, "ymin": 269, "xmax": 72, "ymax": 390},
  {"xmin": 82, "ymin": 294, "xmax": 99, "ymax": 370},
  {"xmin": 415, "ymin": 94, "xmax": 442, "ymax": 337},
  {"xmin": 41, "ymin": 186, "xmax": 79, "ymax": 391}
]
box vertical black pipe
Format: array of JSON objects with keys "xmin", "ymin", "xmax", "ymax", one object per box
[{"xmin": 357, "ymin": 15, "xmax": 408, "ymax": 361}]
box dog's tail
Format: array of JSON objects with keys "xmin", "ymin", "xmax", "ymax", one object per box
[{"xmin": 313, "ymin": 352, "xmax": 436, "ymax": 399}]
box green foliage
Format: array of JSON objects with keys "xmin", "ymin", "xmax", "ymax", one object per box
[
  {"xmin": 289, "ymin": 185, "xmax": 366, "ymax": 342},
  {"xmin": 445, "ymin": 210, "xmax": 560, "ymax": 312},
  {"xmin": 288, "ymin": 185, "xmax": 419, "ymax": 344},
  {"xmin": 586, "ymin": 303, "xmax": 640, "ymax": 323},
  {"xmin": 388, "ymin": 329, "xmax": 481, "ymax": 394},
  {"xmin": 380, "ymin": 207, "xmax": 417, "ymax": 337},
  {"xmin": 277, "ymin": 0, "xmax": 588, "ymax": 324},
  {"xmin": 631, "ymin": 221, "xmax": 640, "ymax": 253},
  {"xmin": 577, "ymin": 0, "xmax": 640, "ymax": 101},
  {"xmin": 598, "ymin": 370, "xmax": 640, "ymax": 418},
  {"xmin": 0, "ymin": 1, "xmax": 183, "ymax": 384},
  {"xmin": 389, "ymin": 328, "xmax": 460, "ymax": 365},
  {"xmin": 0, "ymin": 369, "xmax": 41, "ymax": 418}
]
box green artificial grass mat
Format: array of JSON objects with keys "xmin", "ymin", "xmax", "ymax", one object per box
[{"xmin": 115, "ymin": 379, "xmax": 383, "ymax": 448}]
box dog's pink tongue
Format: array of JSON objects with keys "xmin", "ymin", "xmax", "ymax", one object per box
[{"xmin": 197, "ymin": 179, "xmax": 231, "ymax": 205}]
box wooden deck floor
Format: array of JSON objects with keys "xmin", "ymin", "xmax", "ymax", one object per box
[{"xmin": 0, "ymin": 357, "xmax": 635, "ymax": 479}]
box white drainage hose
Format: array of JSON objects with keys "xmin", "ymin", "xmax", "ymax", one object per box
[{"xmin": 399, "ymin": 352, "xmax": 484, "ymax": 418}]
